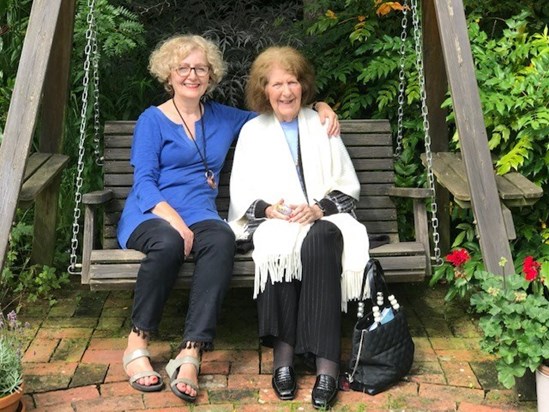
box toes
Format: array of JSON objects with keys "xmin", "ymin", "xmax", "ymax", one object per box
[
  {"xmin": 137, "ymin": 375, "xmax": 158, "ymax": 387},
  {"xmin": 177, "ymin": 383, "xmax": 196, "ymax": 396}
]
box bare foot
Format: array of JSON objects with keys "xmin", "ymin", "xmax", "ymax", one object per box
[
  {"xmin": 174, "ymin": 346, "xmax": 200, "ymax": 397},
  {"xmin": 123, "ymin": 331, "xmax": 160, "ymax": 387}
]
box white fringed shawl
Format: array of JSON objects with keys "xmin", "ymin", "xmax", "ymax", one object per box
[{"xmin": 228, "ymin": 109, "xmax": 370, "ymax": 311}]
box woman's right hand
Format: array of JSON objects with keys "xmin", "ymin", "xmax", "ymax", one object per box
[
  {"xmin": 173, "ymin": 221, "xmax": 194, "ymax": 257},
  {"xmin": 152, "ymin": 201, "xmax": 194, "ymax": 256}
]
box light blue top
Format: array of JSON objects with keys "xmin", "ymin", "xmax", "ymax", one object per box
[
  {"xmin": 280, "ymin": 119, "xmax": 299, "ymax": 164},
  {"xmin": 117, "ymin": 100, "xmax": 255, "ymax": 248}
]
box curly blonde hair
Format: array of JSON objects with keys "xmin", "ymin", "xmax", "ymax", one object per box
[
  {"xmin": 245, "ymin": 46, "xmax": 316, "ymax": 114},
  {"xmin": 149, "ymin": 34, "xmax": 226, "ymax": 95}
]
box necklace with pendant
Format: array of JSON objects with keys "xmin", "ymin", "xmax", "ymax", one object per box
[{"xmin": 172, "ymin": 98, "xmax": 216, "ymax": 189}]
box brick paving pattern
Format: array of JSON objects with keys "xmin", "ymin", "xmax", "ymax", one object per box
[{"xmin": 17, "ymin": 279, "xmax": 537, "ymax": 411}]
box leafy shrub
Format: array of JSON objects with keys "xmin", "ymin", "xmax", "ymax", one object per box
[
  {"xmin": 0, "ymin": 219, "xmax": 69, "ymax": 310},
  {"xmin": 470, "ymin": 266, "xmax": 549, "ymax": 388}
]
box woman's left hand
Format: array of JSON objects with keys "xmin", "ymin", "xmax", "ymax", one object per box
[
  {"xmin": 315, "ymin": 101, "xmax": 340, "ymax": 137},
  {"xmin": 289, "ymin": 203, "xmax": 324, "ymax": 225}
]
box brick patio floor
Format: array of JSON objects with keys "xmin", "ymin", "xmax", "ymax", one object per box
[{"xmin": 17, "ymin": 278, "xmax": 537, "ymax": 411}]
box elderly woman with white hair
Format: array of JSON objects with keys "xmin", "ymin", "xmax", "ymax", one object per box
[{"xmin": 228, "ymin": 46, "xmax": 369, "ymax": 409}]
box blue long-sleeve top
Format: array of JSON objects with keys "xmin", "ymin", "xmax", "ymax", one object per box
[{"xmin": 117, "ymin": 100, "xmax": 255, "ymax": 248}]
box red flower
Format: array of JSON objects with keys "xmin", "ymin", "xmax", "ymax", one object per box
[
  {"xmin": 522, "ymin": 256, "xmax": 541, "ymax": 282},
  {"xmin": 446, "ymin": 249, "xmax": 471, "ymax": 267}
]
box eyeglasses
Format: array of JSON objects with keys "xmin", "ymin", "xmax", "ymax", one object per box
[{"xmin": 175, "ymin": 65, "xmax": 210, "ymax": 77}]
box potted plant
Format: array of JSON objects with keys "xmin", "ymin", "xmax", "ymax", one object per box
[
  {"xmin": 469, "ymin": 256, "xmax": 549, "ymax": 395},
  {"xmin": 0, "ymin": 310, "xmax": 26, "ymax": 412}
]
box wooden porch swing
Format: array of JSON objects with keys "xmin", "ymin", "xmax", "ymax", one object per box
[
  {"xmin": 74, "ymin": 0, "xmax": 438, "ymax": 290},
  {"xmin": 0, "ymin": 0, "xmax": 540, "ymax": 282}
]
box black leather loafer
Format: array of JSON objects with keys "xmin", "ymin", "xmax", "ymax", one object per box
[
  {"xmin": 312, "ymin": 374, "xmax": 338, "ymax": 409},
  {"xmin": 272, "ymin": 366, "xmax": 297, "ymax": 400}
]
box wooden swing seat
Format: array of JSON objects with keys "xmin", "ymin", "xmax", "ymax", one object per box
[
  {"xmin": 81, "ymin": 119, "xmax": 431, "ymax": 290},
  {"xmin": 423, "ymin": 152, "xmax": 543, "ymax": 239}
]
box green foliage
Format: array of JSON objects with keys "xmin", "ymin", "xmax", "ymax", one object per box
[
  {"xmin": 470, "ymin": 269, "xmax": 549, "ymax": 388},
  {"xmin": 463, "ymin": 13, "xmax": 549, "ymax": 180},
  {"xmin": 0, "ymin": 0, "xmax": 32, "ymax": 144},
  {"xmin": 463, "ymin": 0, "xmax": 549, "ymax": 34},
  {"xmin": 73, "ymin": 0, "xmax": 144, "ymax": 59},
  {"xmin": 0, "ymin": 219, "xmax": 69, "ymax": 309},
  {"xmin": 302, "ymin": 1, "xmax": 408, "ymax": 119}
]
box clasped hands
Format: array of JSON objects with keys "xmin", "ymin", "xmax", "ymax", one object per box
[{"xmin": 266, "ymin": 199, "xmax": 323, "ymax": 225}]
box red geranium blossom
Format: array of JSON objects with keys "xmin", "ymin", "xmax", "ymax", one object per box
[
  {"xmin": 446, "ymin": 249, "xmax": 471, "ymax": 267},
  {"xmin": 522, "ymin": 256, "xmax": 541, "ymax": 282}
]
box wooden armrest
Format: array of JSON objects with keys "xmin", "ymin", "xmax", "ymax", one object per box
[
  {"xmin": 19, "ymin": 153, "xmax": 69, "ymax": 203},
  {"xmin": 82, "ymin": 189, "xmax": 114, "ymax": 205},
  {"xmin": 388, "ymin": 187, "xmax": 432, "ymax": 199},
  {"xmin": 421, "ymin": 152, "xmax": 543, "ymax": 208}
]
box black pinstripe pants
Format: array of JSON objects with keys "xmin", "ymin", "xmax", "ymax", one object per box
[{"xmin": 257, "ymin": 220, "xmax": 344, "ymax": 363}]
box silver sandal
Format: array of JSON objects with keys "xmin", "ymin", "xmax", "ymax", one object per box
[
  {"xmin": 123, "ymin": 348, "xmax": 164, "ymax": 392},
  {"xmin": 165, "ymin": 356, "xmax": 200, "ymax": 402}
]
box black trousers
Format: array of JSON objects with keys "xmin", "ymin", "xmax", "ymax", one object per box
[
  {"xmin": 257, "ymin": 220, "xmax": 344, "ymax": 363},
  {"xmin": 126, "ymin": 218, "xmax": 235, "ymax": 349}
]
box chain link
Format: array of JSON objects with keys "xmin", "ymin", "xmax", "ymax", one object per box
[
  {"xmin": 68, "ymin": 0, "xmax": 99, "ymax": 275},
  {"xmin": 91, "ymin": 23, "xmax": 103, "ymax": 166},
  {"xmin": 394, "ymin": 0, "xmax": 409, "ymax": 159},
  {"xmin": 410, "ymin": 0, "xmax": 442, "ymax": 266}
]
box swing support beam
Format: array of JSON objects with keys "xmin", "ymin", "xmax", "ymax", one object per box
[
  {"xmin": 0, "ymin": 0, "xmax": 75, "ymax": 271},
  {"xmin": 426, "ymin": 0, "xmax": 514, "ymax": 275}
]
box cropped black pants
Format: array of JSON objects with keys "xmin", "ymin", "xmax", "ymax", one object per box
[
  {"xmin": 257, "ymin": 220, "xmax": 344, "ymax": 363},
  {"xmin": 127, "ymin": 218, "xmax": 235, "ymax": 349}
]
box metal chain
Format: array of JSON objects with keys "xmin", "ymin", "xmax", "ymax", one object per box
[
  {"xmin": 68, "ymin": 0, "xmax": 97, "ymax": 275},
  {"xmin": 394, "ymin": 0, "xmax": 409, "ymax": 159},
  {"xmin": 91, "ymin": 24, "xmax": 103, "ymax": 166},
  {"xmin": 410, "ymin": 0, "xmax": 442, "ymax": 266}
]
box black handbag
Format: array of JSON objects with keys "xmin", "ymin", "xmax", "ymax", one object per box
[{"xmin": 344, "ymin": 258, "xmax": 415, "ymax": 395}]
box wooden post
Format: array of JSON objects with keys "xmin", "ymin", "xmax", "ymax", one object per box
[
  {"xmin": 433, "ymin": 0, "xmax": 513, "ymax": 275},
  {"xmin": 0, "ymin": 0, "xmax": 64, "ymax": 271},
  {"xmin": 422, "ymin": 0, "xmax": 450, "ymax": 257},
  {"xmin": 32, "ymin": 0, "xmax": 76, "ymax": 266}
]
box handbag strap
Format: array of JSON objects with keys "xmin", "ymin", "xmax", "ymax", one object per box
[
  {"xmin": 347, "ymin": 329, "xmax": 367, "ymax": 383},
  {"xmin": 359, "ymin": 258, "xmax": 390, "ymax": 302}
]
